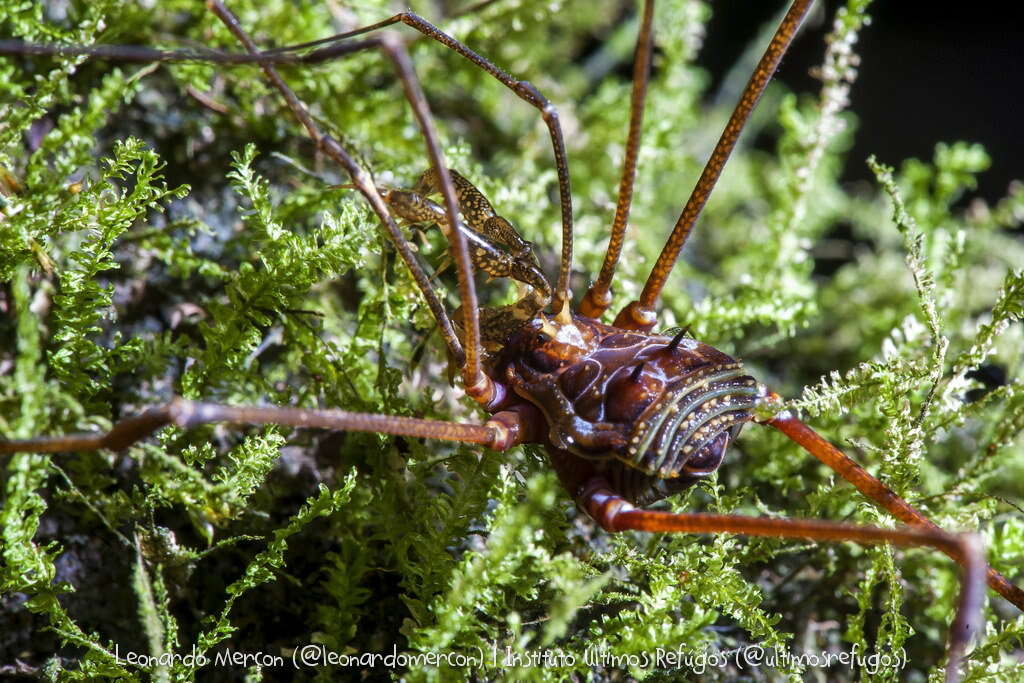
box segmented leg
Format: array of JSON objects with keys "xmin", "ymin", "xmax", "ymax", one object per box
[
  {"xmin": 0, "ymin": 398, "xmax": 538, "ymax": 457},
  {"xmin": 384, "ymin": 186, "xmax": 551, "ymax": 345},
  {"xmin": 580, "ymin": 476, "xmax": 982, "ymax": 683},
  {"xmin": 766, "ymin": 410, "xmax": 1024, "ymax": 609},
  {"xmin": 381, "ymin": 169, "xmax": 552, "ymax": 346},
  {"xmin": 579, "ymin": 0, "xmax": 655, "ymax": 319},
  {"xmin": 0, "ymin": 26, "xmax": 478, "ymax": 382},
  {"xmin": 614, "ymin": 0, "xmax": 815, "ymax": 332},
  {"xmin": 263, "ymin": 12, "xmax": 576, "ymax": 311},
  {"xmin": 383, "ymin": 191, "xmax": 549, "ymax": 293},
  {"xmin": 205, "ymin": 1, "xmax": 495, "ymax": 404},
  {"xmin": 402, "ymin": 169, "xmax": 544, "ymax": 292},
  {"xmin": 0, "ymin": 8, "xmax": 561, "ymax": 402},
  {"xmin": 460, "ymin": 287, "xmax": 550, "ymax": 350},
  {"xmin": 415, "ymin": 168, "xmax": 537, "ymax": 262}
]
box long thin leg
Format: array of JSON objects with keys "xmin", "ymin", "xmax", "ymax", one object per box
[
  {"xmin": 766, "ymin": 410, "xmax": 1024, "ymax": 609},
  {"xmin": 0, "ymin": 398, "xmax": 539, "ymax": 456},
  {"xmin": 267, "ymin": 13, "xmax": 576, "ymax": 312},
  {"xmin": 581, "ymin": 477, "xmax": 983, "ymax": 683},
  {"xmin": 614, "ymin": 0, "xmax": 815, "ymax": 332},
  {"xmin": 0, "ymin": 40, "xmax": 304, "ymax": 64},
  {"xmin": 0, "ymin": 35, "xmax": 472, "ymax": 372},
  {"xmin": 579, "ymin": 0, "xmax": 655, "ymax": 320},
  {"xmin": 1, "ymin": 11, "xmax": 575, "ymax": 322},
  {"xmin": 0, "ymin": 12, "xmax": 497, "ymax": 402},
  {"xmin": 205, "ymin": 2, "xmax": 496, "ymax": 404}
]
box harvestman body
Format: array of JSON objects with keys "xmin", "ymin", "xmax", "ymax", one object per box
[{"xmin": 2, "ymin": 1, "xmax": 1022, "ymax": 679}]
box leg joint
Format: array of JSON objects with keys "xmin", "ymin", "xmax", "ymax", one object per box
[{"xmin": 579, "ymin": 478, "xmax": 635, "ymax": 533}]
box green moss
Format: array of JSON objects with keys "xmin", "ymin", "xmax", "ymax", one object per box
[{"xmin": 2, "ymin": 0, "xmax": 1023, "ymax": 681}]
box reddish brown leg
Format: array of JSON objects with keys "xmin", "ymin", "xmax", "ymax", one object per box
[
  {"xmin": 0, "ymin": 18, "xmax": 496, "ymax": 402},
  {"xmin": 766, "ymin": 411, "xmax": 1024, "ymax": 610},
  {"xmin": 581, "ymin": 477, "xmax": 983, "ymax": 683},
  {"xmin": 615, "ymin": 0, "xmax": 815, "ymax": 332},
  {"xmin": 0, "ymin": 398, "xmax": 538, "ymax": 457},
  {"xmin": 579, "ymin": 0, "xmax": 655, "ymax": 320},
  {"xmin": 205, "ymin": 1, "xmax": 495, "ymax": 405},
  {"xmin": 265, "ymin": 11, "xmax": 576, "ymax": 311},
  {"xmin": 2, "ymin": 7, "xmax": 562, "ymax": 403}
]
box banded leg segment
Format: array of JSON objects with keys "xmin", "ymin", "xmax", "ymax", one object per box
[
  {"xmin": 580, "ymin": 0, "xmax": 655, "ymax": 319},
  {"xmin": 614, "ymin": 0, "xmax": 815, "ymax": 332},
  {"xmin": 580, "ymin": 478, "xmax": 983, "ymax": 683},
  {"xmin": 766, "ymin": 411, "xmax": 1024, "ymax": 610},
  {"xmin": 415, "ymin": 168, "xmax": 537, "ymax": 262},
  {"xmin": 205, "ymin": 1, "xmax": 495, "ymax": 404},
  {"xmin": 0, "ymin": 398, "xmax": 536, "ymax": 456},
  {"xmin": 383, "ymin": 187, "xmax": 551, "ymax": 344},
  {"xmin": 382, "ymin": 185, "xmax": 550, "ymax": 296}
]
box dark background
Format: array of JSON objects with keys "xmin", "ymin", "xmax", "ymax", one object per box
[{"xmin": 703, "ymin": 0, "xmax": 1024, "ymax": 203}]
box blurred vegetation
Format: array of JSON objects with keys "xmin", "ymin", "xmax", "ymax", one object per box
[{"xmin": 1, "ymin": 0, "xmax": 1023, "ymax": 680}]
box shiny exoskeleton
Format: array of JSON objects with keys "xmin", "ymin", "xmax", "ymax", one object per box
[
  {"xmin": 493, "ymin": 313, "xmax": 764, "ymax": 506},
  {"xmin": 383, "ymin": 168, "xmax": 764, "ymax": 506}
]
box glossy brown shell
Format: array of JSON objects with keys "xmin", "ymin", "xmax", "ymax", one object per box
[{"xmin": 492, "ymin": 314, "xmax": 762, "ymax": 505}]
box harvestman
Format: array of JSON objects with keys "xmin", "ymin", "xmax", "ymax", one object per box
[{"xmin": 2, "ymin": 1, "xmax": 1022, "ymax": 679}]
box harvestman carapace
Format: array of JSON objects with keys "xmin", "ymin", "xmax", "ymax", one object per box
[{"xmin": 1, "ymin": 0, "xmax": 1021, "ymax": 678}]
